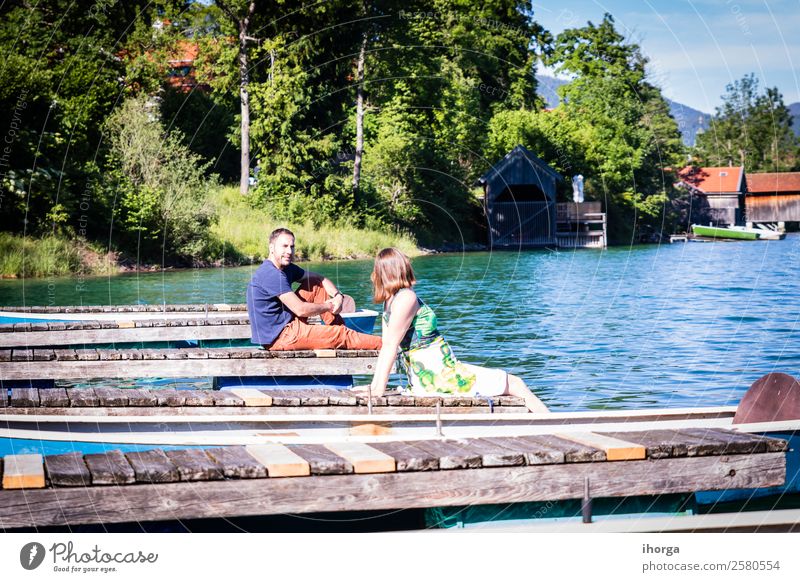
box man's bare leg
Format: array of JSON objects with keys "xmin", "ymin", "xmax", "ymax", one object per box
[{"xmin": 506, "ymin": 374, "xmax": 549, "ymax": 413}]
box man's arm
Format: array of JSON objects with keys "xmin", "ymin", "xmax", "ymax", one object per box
[
  {"xmin": 278, "ymin": 291, "xmax": 335, "ymax": 318},
  {"xmin": 298, "ymin": 271, "xmax": 345, "ymax": 314}
]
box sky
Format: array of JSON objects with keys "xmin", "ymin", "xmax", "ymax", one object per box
[{"xmin": 533, "ymin": 0, "xmax": 800, "ymax": 113}]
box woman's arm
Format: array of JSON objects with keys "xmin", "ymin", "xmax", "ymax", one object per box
[{"xmin": 369, "ymin": 290, "xmax": 418, "ymax": 396}]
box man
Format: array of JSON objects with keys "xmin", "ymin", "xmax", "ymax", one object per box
[{"xmin": 247, "ymin": 228, "xmax": 382, "ymax": 350}]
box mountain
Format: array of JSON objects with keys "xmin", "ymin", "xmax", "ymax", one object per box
[
  {"xmin": 790, "ymin": 102, "xmax": 800, "ymax": 136},
  {"xmin": 535, "ymin": 74, "xmax": 710, "ymax": 146}
]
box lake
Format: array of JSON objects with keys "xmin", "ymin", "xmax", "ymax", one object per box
[{"xmin": 2, "ymin": 235, "xmax": 799, "ymax": 412}]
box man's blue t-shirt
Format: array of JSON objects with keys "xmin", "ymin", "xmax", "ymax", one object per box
[{"xmin": 246, "ymin": 260, "xmax": 305, "ymax": 345}]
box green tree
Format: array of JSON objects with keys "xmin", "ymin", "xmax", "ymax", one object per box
[
  {"xmin": 694, "ymin": 73, "xmax": 798, "ymax": 171},
  {"xmin": 99, "ymin": 95, "xmax": 217, "ymax": 263}
]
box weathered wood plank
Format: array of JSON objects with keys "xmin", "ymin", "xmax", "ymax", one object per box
[
  {"xmin": 681, "ymin": 428, "xmax": 775, "ymax": 455},
  {"xmin": 410, "ymin": 439, "xmax": 483, "ymax": 470},
  {"xmin": 328, "ymin": 390, "xmax": 358, "ymax": 406},
  {"xmin": 600, "ymin": 430, "xmax": 680, "ymax": 459},
  {"xmin": 454, "ymin": 438, "xmax": 526, "ymax": 467},
  {"xmin": 245, "ymin": 443, "xmax": 310, "ymax": 477},
  {"xmin": 84, "ymin": 450, "xmax": 135, "ymax": 485},
  {"xmin": 93, "ymin": 387, "xmax": 130, "ymax": 407},
  {"xmin": 324, "ymin": 442, "xmax": 396, "ymax": 474},
  {"xmin": 205, "ymin": 446, "xmax": 267, "ymax": 479},
  {"xmin": 370, "ymin": 441, "xmax": 440, "ymax": 472},
  {"xmin": 288, "ymin": 444, "xmax": 354, "ymax": 475},
  {"xmin": 229, "ymin": 388, "xmax": 272, "ymax": 407},
  {"xmin": 298, "ymin": 390, "xmax": 330, "ymax": 406},
  {"xmin": 520, "ymin": 435, "xmax": 606, "ymax": 463},
  {"xmin": 125, "ymin": 388, "xmax": 159, "ymax": 407},
  {"xmin": 209, "ymin": 390, "xmax": 245, "ymax": 406},
  {"xmin": 264, "ymin": 389, "xmax": 300, "ymax": 406},
  {"xmin": 0, "ymin": 453, "xmax": 784, "ymax": 528},
  {"xmin": 39, "ymin": 388, "xmax": 70, "ymax": 408},
  {"xmin": 67, "ymin": 388, "xmax": 99, "ymax": 407},
  {"xmin": 164, "ymin": 449, "xmax": 223, "ymax": 481},
  {"xmin": 126, "ymin": 449, "xmax": 181, "ymax": 484},
  {"xmin": 44, "ymin": 452, "xmax": 91, "ymax": 487},
  {"xmin": 10, "ymin": 388, "xmax": 39, "ymax": 407},
  {"xmin": 181, "ymin": 390, "xmax": 215, "ymax": 406},
  {"xmin": 0, "ymin": 355, "xmax": 379, "ymax": 379},
  {"xmin": 2, "ymin": 454, "xmax": 45, "ymax": 489},
  {"xmin": 154, "ymin": 389, "xmax": 186, "ymax": 407},
  {"xmin": 556, "ymin": 432, "xmax": 646, "ymax": 461},
  {"xmin": 482, "ymin": 436, "xmax": 566, "ymax": 465}
]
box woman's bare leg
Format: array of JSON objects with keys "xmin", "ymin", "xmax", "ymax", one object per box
[{"xmin": 506, "ymin": 374, "xmax": 549, "ymax": 413}]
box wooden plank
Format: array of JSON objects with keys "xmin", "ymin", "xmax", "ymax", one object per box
[
  {"xmin": 44, "ymin": 452, "xmax": 91, "ymax": 487},
  {"xmin": 84, "ymin": 450, "xmax": 135, "ymax": 485},
  {"xmin": 0, "ymin": 453, "xmax": 784, "ymax": 529},
  {"xmin": 209, "ymin": 390, "xmax": 245, "ymax": 406},
  {"xmin": 600, "ymin": 430, "xmax": 682, "ymax": 459},
  {"xmin": 126, "ymin": 389, "xmax": 159, "ymax": 407},
  {"xmin": 245, "ymin": 443, "xmax": 310, "ymax": 477},
  {"xmin": 680, "ymin": 428, "xmax": 775, "ymax": 455},
  {"xmin": 10, "ymin": 388, "xmax": 39, "ymax": 407},
  {"xmin": 264, "ymin": 389, "xmax": 300, "ymax": 406},
  {"xmin": 164, "ymin": 449, "xmax": 223, "ymax": 481},
  {"xmin": 2, "ymin": 454, "xmax": 45, "ymax": 489},
  {"xmin": 67, "ymin": 388, "xmax": 99, "ymax": 407},
  {"xmin": 454, "ymin": 438, "xmax": 525, "ymax": 467},
  {"xmin": 126, "ymin": 449, "xmax": 180, "ymax": 483},
  {"xmin": 181, "ymin": 390, "xmax": 215, "ymax": 406},
  {"xmin": 39, "ymin": 388, "xmax": 70, "ymax": 408},
  {"xmin": 483, "ymin": 436, "xmax": 566, "ymax": 465},
  {"xmin": 53, "ymin": 349, "xmax": 78, "ymax": 361},
  {"xmin": 410, "ymin": 439, "xmax": 483, "ymax": 470},
  {"xmin": 521, "ymin": 435, "xmax": 605, "ymax": 463},
  {"xmin": 370, "ymin": 441, "xmax": 440, "ymax": 472},
  {"xmin": 299, "ymin": 389, "xmax": 330, "ymax": 406},
  {"xmin": 154, "ymin": 389, "xmax": 186, "ymax": 407},
  {"xmin": 0, "ymin": 356, "xmax": 380, "ymax": 379},
  {"xmin": 386, "ymin": 394, "xmax": 417, "ymax": 407},
  {"xmin": 288, "ymin": 444, "xmax": 354, "ymax": 475},
  {"xmin": 230, "ymin": 388, "xmax": 272, "ymax": 407},
  {"xmin": 94, "ymin": 387, "xmax": 130, "ymax": 407},
  {"xmin": 556, "ymin": 432, "xmax": 646, "ymax": 461},
  {"xmin": 205, "ymin": 446, "xmax": 267, "ymax": 479},
  {"xmin": 313, "ymin": 349, "xmax": 336, "ymax": 358},
  {"xmin": 11, "ymin": 349, "xmax": 34, "ymax": 361},
  {"xmin": 324, "ymin": 442, "xmax": 395, "ymax": 474}
]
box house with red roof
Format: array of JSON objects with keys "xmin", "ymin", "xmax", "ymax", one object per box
[
  {"xmin": 745, "ymin": 172, "xmax": 800, "ymax": 226},
  {"xmin": 676, "ymin": 166, "xmax": 800, "ymax": 228},
  {"xmin": 676, "ymin": 166, "xmax": 745, "ymax": 226}
]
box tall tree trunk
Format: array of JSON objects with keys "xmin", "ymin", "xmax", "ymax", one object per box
[
  {"xmin": 352, "ymin": 32, "xmax": 367, "ymax": 193},
  {"xmin": 217, "ymin": 0, "xmax": 257, "ymax": 195},
  {"xmin": 239, "ymin": 19, "xmax": 251, "ymax": 195}
]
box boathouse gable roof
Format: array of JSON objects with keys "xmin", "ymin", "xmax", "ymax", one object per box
[
  {"xmin": 478, "ymin": 145, "xmax": 562, "ymax": 202},
  {"xmin": 676, "ymin": 166, "xmax": 744, "ymax": 195}
]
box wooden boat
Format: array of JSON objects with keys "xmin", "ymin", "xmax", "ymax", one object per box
[{"xmin": 691, "ymin": 224, "xmax": 786, "ymax": 240}]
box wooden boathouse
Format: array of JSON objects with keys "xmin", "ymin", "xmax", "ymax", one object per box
[
  {"xmin": 676, "ymin": 166, "xmax": 745, "ymax": 227},
  {"xmin": 479, "ymin": 145, "xmax": 561, "ymax": 247},
  {"xmin": 745, "ymin": 172, "xmax": 800, "ymax": 228}
]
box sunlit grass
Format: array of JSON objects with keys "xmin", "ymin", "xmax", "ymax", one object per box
[
  {"xmin": 0, "ymin": 233, "xmax": 116, "ymax": 278},
  {"xmin": 209, "ymin": 185, "xmax": 419, "ymax": 262}
]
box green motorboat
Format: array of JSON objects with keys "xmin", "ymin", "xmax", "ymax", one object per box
[{"xmin": 691, "ymin": 224, "xmax": 759, "ymax": 240}]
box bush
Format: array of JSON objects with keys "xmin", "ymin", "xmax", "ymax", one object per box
[{"xmin": 99, "ymin": 95, "xmax": 218, "ymax": 264}]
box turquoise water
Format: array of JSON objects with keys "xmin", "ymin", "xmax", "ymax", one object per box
[{"xmin": 2, "ymin": 237, "xmax": 800, "ymax": 411}]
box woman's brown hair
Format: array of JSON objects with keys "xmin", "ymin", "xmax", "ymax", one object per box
[{"xmin": 371, "ymin": 248, "xmax": 416, "ymax": 303}]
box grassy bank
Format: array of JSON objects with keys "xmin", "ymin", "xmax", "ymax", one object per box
[
  {"xmin": 0, "ymin": 233, "xmax": 117, "ymax": 278},
  {"xmin": 210, "ymin": 186, "xmax": 419, "ymax": 262}
]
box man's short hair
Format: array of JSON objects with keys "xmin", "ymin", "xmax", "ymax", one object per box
[{"xmin": 269, "ymin": 228, "xmax": 295, "ymax": 244}]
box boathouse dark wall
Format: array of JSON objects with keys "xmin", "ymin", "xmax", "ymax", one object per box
[{"xmin": 479, "ymin": 145, "xmax": 562, "ymax": 247}]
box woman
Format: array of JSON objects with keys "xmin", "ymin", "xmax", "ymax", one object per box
[{"xmin": 363, "ymin": 248, "xmax": 548, "ymax": 413}]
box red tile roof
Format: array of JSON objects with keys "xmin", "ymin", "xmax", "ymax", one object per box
[
  {"xmin": 677, "ymin": 166, "xmax": 744, "ymax": 194},
  {"xmin": 746, "ymin": 172, "xmax": 800, "ymax": 194}
]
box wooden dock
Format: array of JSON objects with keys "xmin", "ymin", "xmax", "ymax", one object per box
[{"xmin": 0, "ymin": 428, "xmax": 786, "ymax": 530}]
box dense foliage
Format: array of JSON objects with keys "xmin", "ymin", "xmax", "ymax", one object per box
[{"xmin": 2, "ymin": 1, "xmax": 797, "ymax": 270}]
